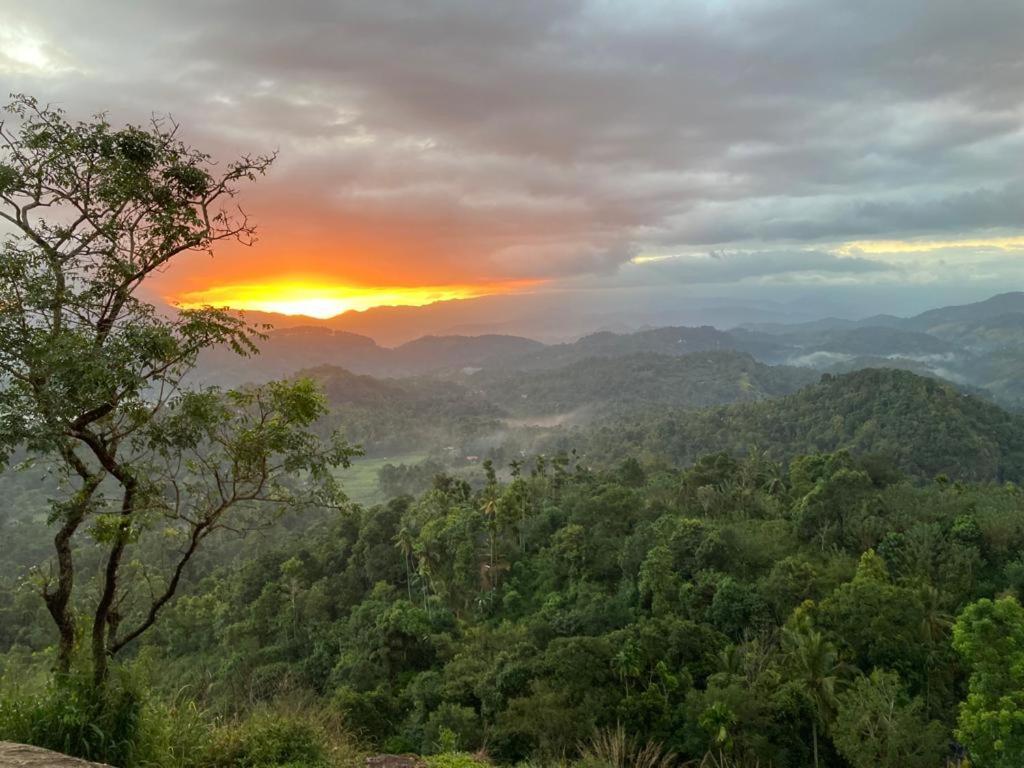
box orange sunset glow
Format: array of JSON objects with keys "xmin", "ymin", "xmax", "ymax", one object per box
[{"xmin": 174, "ymin": 279, "xmax": 541, "ymax": 319}]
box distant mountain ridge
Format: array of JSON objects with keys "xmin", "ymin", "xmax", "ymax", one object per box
[
  {"xmin": 903, "ymin": 291, "xmax": 1024, "ymax": 334},
  {"xmin": 731, "ymin": 292, "xmax": 1024, "ymax": 406},
  {"xmin": 739, "ymin": 292, "xmax": 1024, "ymax": 336},
  {"xmin": 195, "ymin": 329, "xmax": 546, "ymax": 385},
  {"xmin": 193, "ymin": 291, "xmax": 1024, "ymax": 409}
]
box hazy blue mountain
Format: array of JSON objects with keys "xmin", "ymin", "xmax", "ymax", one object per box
[
  {"xmin": 903, "ymin": 291, "xmax": 1024, "ymax": 334},
  {"xmin": 393, "ymin": 334, "xmax": 545, "ymax": 372},
  {"xmin": 191, "ymin": 292, "xmax": 1024, "ymax": 414}
]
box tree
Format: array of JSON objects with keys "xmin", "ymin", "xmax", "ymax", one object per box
[
  {"xmin": 790, "ymin": 451, "xmax": 875, "ymax": 550},
  {"xmin": 816, "ymin": 550, "xmax": 928, "ymax": 691},
  {"xmin": 783, "ymin": 624, "xmax": 841, "ymax": 768},
  {"xmin": 832, "ymin": 669, "xmax": 945, "ymax": 768},
  {"xmin": 953, "ymin": 596, "xmax": 1024, "ymax": 767},
  {"xmin": 0, "ymin": 95, "xmax": 355, "ymax": 684}
]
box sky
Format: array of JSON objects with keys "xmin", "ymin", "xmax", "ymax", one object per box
[{"xmin": 3, "ymin": 0, "xmax": 1024, "ymax": 326}]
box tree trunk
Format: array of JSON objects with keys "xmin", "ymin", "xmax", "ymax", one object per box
[
  {"xmin": 44, "ymin": 517, "xmax": 81, "ymax": 674},
  {"xmin": 404, "ymin": 557, "xmax": 413, "ymax": 602},
  {"xmin": 91, "ymin": 477, "xmax": 136, "ymax": 687},
  {"xmin": 44, "ymin": 454, "xmax": 102, "ymax": 674},
  {"xmin": 812, "ymin": 720, "xmax": 819, "ymax": 768}
]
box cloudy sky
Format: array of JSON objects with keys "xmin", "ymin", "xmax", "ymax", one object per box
[{"xmin": 3, "ymin": 0, "xmax": 1024, "ymax": 322}]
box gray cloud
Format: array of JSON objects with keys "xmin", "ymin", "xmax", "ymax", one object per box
[{"xmin": 3, "ymin": 0, "xmax": 1024, "ymax": 293}]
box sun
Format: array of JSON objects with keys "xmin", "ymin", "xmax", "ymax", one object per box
[{"xmin": 174, "ymin": 279, "xmax": 536, "ymax": 318}]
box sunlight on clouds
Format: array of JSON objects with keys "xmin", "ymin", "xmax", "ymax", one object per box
[
  {"xmin": 174, "ymin": 279, "xmax": 539, "ymax": 318},
  {"xmin": 631, "ymin": 253, "xmax": 679, "ymax": 264},
  {"xmin": 837, "ymin": 235, "xmax": 1024, "ymax": 255},
  {"xmin": 0, "ymin": 26, "xmax": 74, "ymax": 75}
]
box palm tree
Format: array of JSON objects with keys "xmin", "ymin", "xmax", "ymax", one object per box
[
  {"xmin": 919, "ymin": 584, "xmax": 953, "ymax": 645},
  {"xmin": 611, "ymin": 640, "xmax": 643, "ymax": 696},
  {"xmin": 481, "ymin": 496, "xmax": 499, "ymax": 587},
  {"xmin": 716, "ymin": 644, "xmax": 743, "ymax": 676},
  {"xmin": 785, "ymin": 626, "xmax": 841, "ymax": 768},
  {"xmin": 413, "ymin": 538, "xmax": 441, "ymax": 611},
  {"xmin": 918, "ymin": 583, "xmax": 953, "ymax": 712},
  {"xmin": 394, "ymin": 525, "xmax": 416, "ymax": 602}
]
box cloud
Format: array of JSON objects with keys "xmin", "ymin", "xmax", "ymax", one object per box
[
  {"xmin": 2, "ymin": 0, "xmax": 1024, "ymax": 303},
  {"xmin": 0, "ymin": 25, "xmax": 76, "ymax": 75},
  {"xmin": 630, "ymin": 249, "xmax": 896, "ymax": 285}
]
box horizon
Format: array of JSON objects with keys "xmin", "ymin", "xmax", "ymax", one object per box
[
  {"xmin": 4, "ymin": 1, "xmax": 1024, "ymax": 327},
  {"xmin": 208, "ymin": 287, "xmax": 1023, "ymax": 349}
]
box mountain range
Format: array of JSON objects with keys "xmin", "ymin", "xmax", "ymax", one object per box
[
  {"xmin": 196, "ymin": 291, "xmax": 1024, "ymax": 409},
  {"xmin": 212, "ymin": 290, "xmax": 1024, "ymax": 488}
]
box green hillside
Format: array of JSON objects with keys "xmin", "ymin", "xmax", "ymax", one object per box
[{"xmin": 580, "ymin": 368, "xmax": 1024, "ymax": 481}]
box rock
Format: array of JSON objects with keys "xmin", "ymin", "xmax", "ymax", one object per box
[{"xmin": 0, "ymin": 742, "xmax": 112, "ymax": 767}]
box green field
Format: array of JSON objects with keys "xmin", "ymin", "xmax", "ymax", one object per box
[{"xmin": 337, "ymin": 451, "xmax": 430, "ymax": 505}]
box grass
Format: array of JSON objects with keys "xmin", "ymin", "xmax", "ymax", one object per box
[
  {"xmin": 0, "ymin": 667, "xmax": 366, "ymax": 768},
  {"xmin": 577, "ymin": 724, "xmax": 677, "ymax": 768},
  {"xmin": 336, "ymin": 451, "xmax": 429, "ymax": 505}
]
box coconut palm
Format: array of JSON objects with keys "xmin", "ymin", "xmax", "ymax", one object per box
[
  {"xmin": 784, "ymin": 626, "xmax": 842, "ymax": 768},
  {"xmin": 394, "ymin": 524, "xmax": 416, "ymax": 602}
]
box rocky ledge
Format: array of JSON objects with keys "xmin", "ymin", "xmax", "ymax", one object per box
[{"xmin": 0, "ymin": 743, "xmax": 111, "ymax": 767}]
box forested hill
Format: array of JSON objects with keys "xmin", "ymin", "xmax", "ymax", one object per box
[
  {"xmin": 580, "ymin": 368, "xmax": 1024, "ymax": 481},
  {"xmin": 298, "ymin": 366, "xmax": 506, "ymax": 455},
  {"xmin": 492, "ymin": 325, "xmax": 777, "ymax": 371},
  {"xmin": 473, "ymin": 351, "xmax": 818, "ymax": 415},
  {"xmin": 291, "ymin": 353, "xmax": 817, "ymax": 454}
]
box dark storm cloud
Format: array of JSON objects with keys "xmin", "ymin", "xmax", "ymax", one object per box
[{"xmin": 4, "ymin": 0, "xmax": 1024, "ymax": 287}]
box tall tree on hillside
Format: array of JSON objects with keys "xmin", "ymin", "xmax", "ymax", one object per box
[
  {"xmin": 832, "ymin": 670, "xmax": 945, "ymax": 768},
  {"xmin": 0, "ymin": 95, "xmax": 355, "ymax": 684},
  {"xmin": 784, "ymin": 625, "xmax": 841, "ymax": 768},
  {"xmin": 953, "ymin": 596, "xmax": 1024, "ymax": 767}
]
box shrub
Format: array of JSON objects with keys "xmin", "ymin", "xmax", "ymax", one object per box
[
  {"xmin": 0, "ymin": 665, "xmax": 216, "ymax": 768},
  {"xmin": 0, "ymin": 668, "xmax": 147, "ymax": 766},
  {"xmin": 423, "ymin": 705, "xmax": 480, "ymax": 753},
  {"xmin": 426, "ymin": 751, "xmax": 491, "ymax": 768},
  {"xmin": 204, "ymin": 709, "xmax": 330, "ymax": 767},
  {"xmin": 204, "ymin": 705, "xmax": 363, "ymax": 768}
]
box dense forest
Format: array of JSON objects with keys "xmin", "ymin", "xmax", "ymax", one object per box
[
  {"xmin": 569, "ymin": 368, "xmax": 1024, "ymax": 483},
  {"xmin": 5, "ymin": 446, "xmax": 1024, "ymax": 767}
]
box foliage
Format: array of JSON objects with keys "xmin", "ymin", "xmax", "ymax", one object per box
[
  {"xmin": 203, "ymin": 708, "xmax": 340, "ymax": 768},
  {"xmin": 425, "ymin": 752, "xmax": 491, "ymax": 768},
  {"xmin": 953, "ymin": 596, "xmax": 1024, "ymax": 767},
  {"xmin": 831, "ymin": 669, "xmax": 945, "ymax": 768},
  {"xmin": 0, "ymin": 666, "xmax": 210, "ymax": 767},
  {"xmin": 578, "ymin": 723, "xmax": 676, "ymax": 768},
  {"xmin": 5, "ymin": 446, "xmax": 1005, "ymax": 765},
  {"xmin": 0, "ymin": 94, "xmax": 355, "ymax": 685},
  {"xmin": 575, "ymin": 368, "xmax": 1024, "ymax": 482}
]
